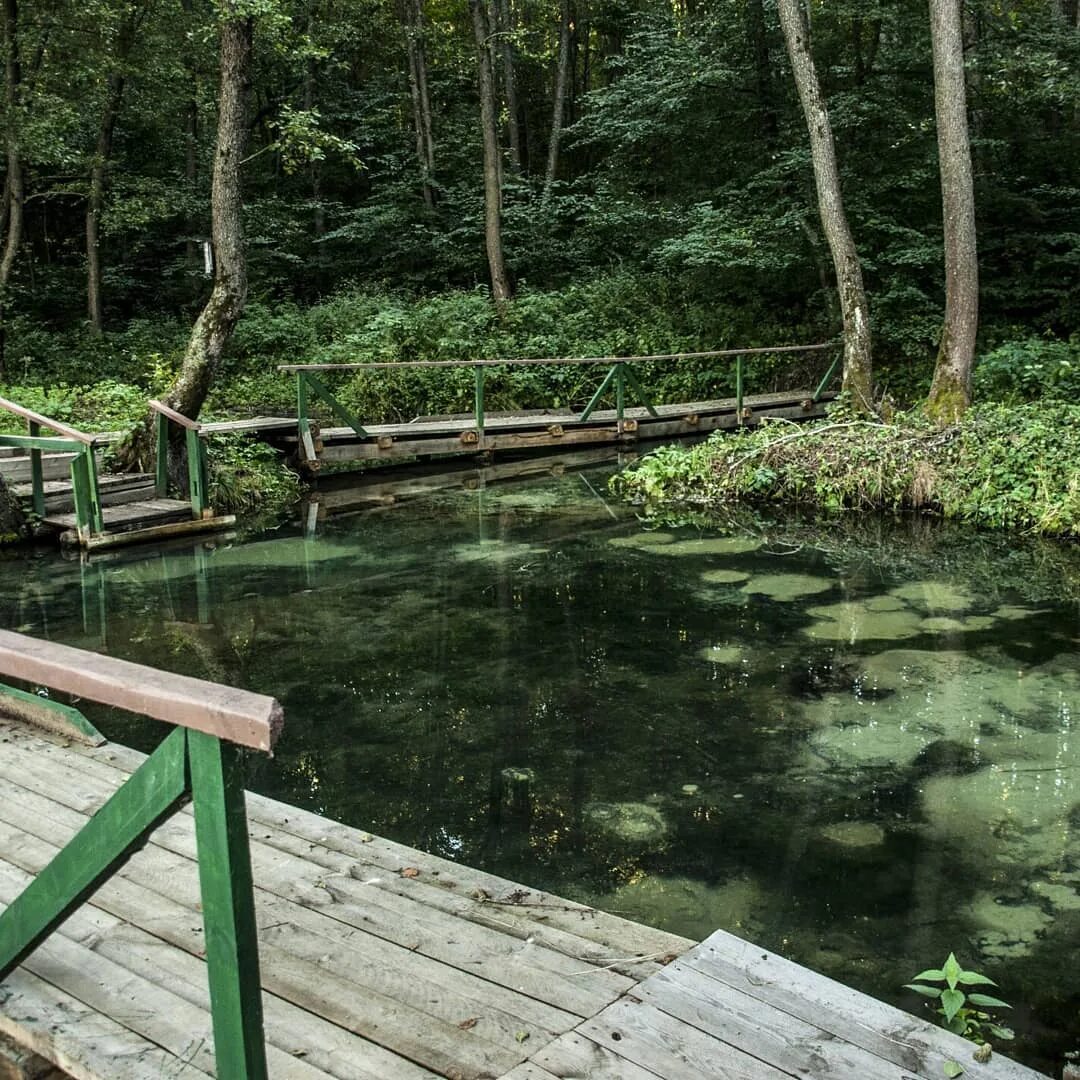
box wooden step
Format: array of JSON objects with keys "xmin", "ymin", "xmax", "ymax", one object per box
[
  {"xmin": 0, "ymin": 450, "xmax": 105, "ymax": 484},
  {"xmin": 13, "ymin": 474, "xmax": 155, "ymax": 514},
  {"xmin": 43, "ymin": 498, "xmax": 193, "ymax": 535}
]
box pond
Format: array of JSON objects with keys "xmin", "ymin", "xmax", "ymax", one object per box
[{"xmin": 1, "ymin": 458, "xmax": 1078, "ymax": 1074}]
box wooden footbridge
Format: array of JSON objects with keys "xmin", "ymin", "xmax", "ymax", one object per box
[
  {"xmin": 1, "ymin": 344, "xmax": 837, "ymax": 549},
  {"xmin": 0, "ymin": 632, "xmax": 1049, "ymax": 1079}
]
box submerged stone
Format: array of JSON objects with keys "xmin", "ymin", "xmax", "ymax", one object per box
[
  {"xmin": 741, "ymin": 574, "xmax": 834, "ymax": 601},
  {"xmin": 701, "ymin": 569, "xmax": 751, "ymax": 585},
  {"xmin": 600, "ymin": 873, "xmax": 763, "ymax": 941},
  {"xmin": 819, "ymin": 821, "xmax": 886, "ymax": 849},
  {"xmin": 608, "ymin": 531, "xmax": 676, "ymax": 548},
  {"xmin": 889, "ymin": 581, "xmax": 976, "ymax": 612},
  {"xmin": 585, "ymin": 801, "xmax": 670, "ymax": 844},
  {"xmin": 803, "ymin": 601, "xmax": 923, "ymax": 643}
]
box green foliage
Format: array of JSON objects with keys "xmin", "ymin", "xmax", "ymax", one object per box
[
  {"xmin": 973, "ymin": 337, "xmax": 1080, "ymax": 403},
  {"xmin": 205, "ymin": 434, "xmax": 301, "ymax": 515},
  {"xmin": 904, "ymin": 953, "xmax": 1014, "ymax": 1046},
  {"xmin": 613, "ymin": 400, "xmax": 1080, "ymax": 539}
]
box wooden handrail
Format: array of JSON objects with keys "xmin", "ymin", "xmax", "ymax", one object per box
[
  {"xmin": 0, "ymin": 630, "xmax": 282, "ymax": 753},
  {"xmin": 0, "ymin": 395, "xmax": 97, "ymax": 445},
  {"xmin": 277, "ymin": 342, "xmax": 836, "ymax": 373},
  {"xmin": 149, "ymin": 399, "xmax": 202, "ymax": 431}
]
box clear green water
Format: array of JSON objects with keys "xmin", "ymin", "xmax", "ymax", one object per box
[{"xmin": 2, "ymin": 464, "xmax": 1079, "ymax": 1073}]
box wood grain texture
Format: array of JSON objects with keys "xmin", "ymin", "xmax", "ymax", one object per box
[{"xmin": 0, "ymin": 631, "xmax": 282, "ymax": 751}]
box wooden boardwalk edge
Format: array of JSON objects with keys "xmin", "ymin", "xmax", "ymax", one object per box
[{"xmin": 0, "ymin": 719, "xmax": 1050, "ymax": 1080}]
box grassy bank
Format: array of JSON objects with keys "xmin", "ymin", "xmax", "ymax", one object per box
[{"xmin": 613, "ymin": 402, "xmax": 1080, "ymax": 539}]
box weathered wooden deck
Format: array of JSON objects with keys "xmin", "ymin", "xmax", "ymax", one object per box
[{"xmin": 0, "ymin": 718, "xmax": 1047, "ymax": 1080}]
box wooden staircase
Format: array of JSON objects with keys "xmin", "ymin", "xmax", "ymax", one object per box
[{"xmin": 0, "ymin": 400, "xmax": 234, "ymax": 550}]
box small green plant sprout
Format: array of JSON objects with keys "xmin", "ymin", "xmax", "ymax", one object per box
[{"xmin": 904, "ymin": 953, "xmax": 1014, "ymax": 1045}]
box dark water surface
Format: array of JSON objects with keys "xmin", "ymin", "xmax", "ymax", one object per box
[{"xmin": 2, "ymin": 463, "xmax": 1078, "ymax": 1073}]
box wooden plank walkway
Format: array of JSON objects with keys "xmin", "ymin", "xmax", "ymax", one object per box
[{"xmin": 0, "ymin": 718, "xmax": 1048, "ymax": 1080}]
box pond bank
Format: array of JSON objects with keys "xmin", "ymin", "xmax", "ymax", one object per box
[{"xmin": 612, "ymin": 402, "xmax": 1080, "ymax": 540}]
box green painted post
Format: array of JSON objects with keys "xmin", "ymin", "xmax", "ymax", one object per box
[
  {"xmin": 578, "ymin": 364, "xmax": 619, "ymax": 424},
  {"xmin": 188, "ymin": 730, "xmax": 269, "ymax": 1080},
  {"xmin": 83, "ymin": 448, "xmax": 105, "ymax": 534},
  {"xmin": 186, "ymin": 428, "xmax": 206, "ymax": 517},
  {"xmin": 0, "ymin": 727, "xmax": 188, "ymax": 980},
  {"xmin": 615, "ymin": 364, "xmax": 625, "ymax": 422},
  {"xmin": 474, "ymin": 365, "xmax": 485, "ymax": 440},
  {"xmin": 736, "ymin": 356, "xmax": 744, "ymax": 423},
  {"xmin": 27, "ymin": 421, "xmax": 44, "ymax": 518},
  {"xmin": 304, "ymin": 371, "xmax": 369, "ymax": 438},
  {"xmin": 813, "ymin": 354, "xmax": 841, "ymax": 402},
  {"xmin": 155, "ymin": 412, "xmax": 169, "ymax": 497},
  {"xmin": 621, "ymin": 365, "xmax": 660, "ymax": 418},
  {"xmin": 69, "ymin": 453, "xmax": 93, "ymax": 542}
]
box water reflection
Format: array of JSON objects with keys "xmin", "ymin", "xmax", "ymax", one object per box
[{"xmin": 0, "ymin": 461, "xmax": 1078, "ymax": 1072}]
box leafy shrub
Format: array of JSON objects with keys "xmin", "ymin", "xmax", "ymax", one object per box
[
  {"xmin": 614, "ymin": 401, "xmax": 1080, "ymax": 538},
  {"xmin": 973, "ymin": 336, "xmax": 1080, "ymax": 402},
  {"xmin": 206, "ymin": 435, "xmax": 301, "ymax": 515}
]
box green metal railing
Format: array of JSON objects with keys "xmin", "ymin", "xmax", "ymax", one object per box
[
  {"xmin": 0, "ymin": 396, "xmax": 104, "ymax": 540},
  {"xmin": 280, "ymin": 341, "xmax": 839, "ymax": 453},
  {"xmin": 150, "ymin": 399, "xmax": 211, "ymax": 518},
  {"xmin": 0, "ymin": 629, "xmax": 282, "ymax": 1079}
]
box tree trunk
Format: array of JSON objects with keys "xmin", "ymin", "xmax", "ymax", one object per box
[
  {"xmin": 469, "ymin": 0, "xmax": 512, "ymax": 302},
  {"xmin": 117, "ymin": 3, "xmax": 253, "ymax": 472},
  {"xmin": 746, "ymin": 0, "xmax": 776, "ymax": 136},
  {"xmin": 493, "ymin": 0, "xmax": 522, "ymax": 172},
  {"xmin": 543, "ymin": 0, "xmax": 572, "ymax": 203},
  {"xmin": 403, "ymin": 0, "xmax": 436, "ymax": 207},
  {"xmin": 925, "ymin": 0, "xmax": 978, "ymax": 424},
  {"xmin": 87, "ymin": 4, "xmax": 141, "ymax": 337},
  {"xmin": 0, "ymin": 473, "xmax": 25, "ymax": 543},
  {"xmin": 778, "ymin": 0, "xmax": 873, "ymax": 413},
  {"xmin": 0, "ymin": 0, "xmax": 24, "ymax": 380},
  {"xmin": 303, "ymin": 6, "xmax": 324, "ymax": 237}
]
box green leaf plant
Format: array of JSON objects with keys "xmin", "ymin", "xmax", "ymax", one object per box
[{"xmin": 905, "ymin": 953, "xmax": 1015, "ymax": 1047}]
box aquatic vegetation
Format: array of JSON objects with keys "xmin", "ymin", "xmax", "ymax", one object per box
[
  {"xmin": 607, "ymin": 531, "xmax": 676, "ymax": 548},
  {"xmin": 740, "ymin": 573, "xmax": 833, "ymax": 601},
  {"xmin": 647, "ymin": 536, "xmax": 763, "ymax": 557},
  {"xmin": 904, "ymin": 953, "xmax": 1014, "ymax": 1045},
  {"xmin": 890, "ymin": 581, "xmax": 976, "ymax": 613},
  {"xmin": 818, "ymin": 821, "xmax": 886, "ymax": 849},
  {"xmin": 803, "ymin": 600, "xmax": 924, "ymax": 642},
  {"xmin": 450, "ymin": 539, "xmax": 548, "ymax": 563},
  {"xmin": 698, "ymin": 644, "xmax": 745, "ymax": 665},
  {"xmin": 700, "ymin": 569, "xmax": 751, "ymax": 585}
]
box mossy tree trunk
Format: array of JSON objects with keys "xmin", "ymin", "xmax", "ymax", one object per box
[
  {"xmin": 778, "ymin": 0, "xmax": 874, "ymax": 415},
  {"xmin": 925, "ymin": 0, "xmax": 978, "ymax": 426},
  {"xmin": 116, "ymin": 2, "xmax": 253, "ymax": 472},
  {"xmin": 543, "ymin": 0, "xmax": 572, "ymax": 204},
  {"xmin": 470, "ymin": 0, "xmax": 513, "ymax": 302},
  {"xmin": 0, "ymin": 473, "xmax": 25, "ymax": 543}
]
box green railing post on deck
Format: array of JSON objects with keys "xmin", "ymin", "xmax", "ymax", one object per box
[
  {"xmin": 0, "ymin": 726, "xmax": 271, "ymax": 1080},
  {"xmin": 474, "ymin": 365, "xmax": 485, "ymax": 440},
  {"xmin": 621, "ymin": 364, "xmax": 659, "ymax": 418},
  {"xmin": 154, "ymin": 411, "xmax": 169, "ymax": 497},
  {"xmin": 578, "ymin": 363, "xmax": 619, "ymax": 424},
  {"xmin": 27, "ymin": 421, "xmax": 44, "ymax": 518},
  {"xmin": 188, "ymin": 731, "xmax": 269, "ymax": 1080},
  {"xmin": 615, "ymin": 364, "xmax": 626, "ymax": 421},
  {"xmin": 300, "ymin": 371, "xmax": 370, "ymax": 439}
]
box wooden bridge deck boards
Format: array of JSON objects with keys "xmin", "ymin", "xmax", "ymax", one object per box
[{"xmin": 0, "ymin": 720, "xmax": 1047, "ymax": 1080}]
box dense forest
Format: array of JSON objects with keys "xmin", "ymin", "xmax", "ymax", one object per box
[{"xmin": 0, "ymin": 0, "xmax": 1078, "ymax": 426}]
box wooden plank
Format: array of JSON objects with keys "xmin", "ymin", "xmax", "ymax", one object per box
[
  {"xmin": 497, "ymin": 1064, "xmax": 562, "ymax": 1080},
  {"xmin": 0, "ymin": 631, "xmax": 282, "ymax": 752},
  {"xmin": 148, "ymin": 400, "xmax": 201, "ymax": 431},
  {"xmin": 0, "ymin": 813, "xmax": 541, "ymax": 1079},
  {"xmin": 0, "ymin": 968, "xmax": 213, "ymax": 1080},
  {"xmin": 636, "ymin": 961, "xmax": 921, "ymax": 1079},
  {"xmin": 529, "ymin": 1031, "xmax": 663, "ymax": 1079},
  {"xmin": 18, "ymin": 728, "xmax": 691, "ymax": 973},
  {"xmin": 44, "ymin": 498, "xmax": 192, "ymax": 529},
  {"xmin": 0, "ymin": 859, "xmax": 437, "ymax": 1080},
  {"xmin": 200, "ymin": 417, "xmax": 297, "ymax": 434},
  {"xmin": 80, "ymin": 514, "xmax": 236, "ymax": 551},
  {"xmin": 277, "ymin": 343, "xmax": 835, "ymax": 372},
  {"xmin": 682, "ymin": 931, "xmax": 1045, "ymax": 1080},
  {"xmin": 574, "ymin": 998, "xmax": 794, "ymax": 1080}
]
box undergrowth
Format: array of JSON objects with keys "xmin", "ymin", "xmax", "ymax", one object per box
[{"xmin": 613, "ymin": 402, "xmax": 1080, "ymax": 539}]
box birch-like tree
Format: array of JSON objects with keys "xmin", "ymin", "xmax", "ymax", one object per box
[{"xmin": 777, "ymin": 0, "xmax": 874, "ymax": 413}]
